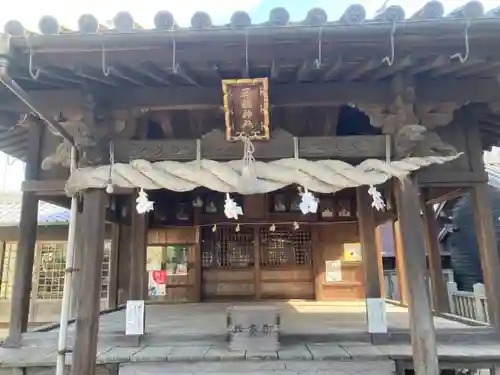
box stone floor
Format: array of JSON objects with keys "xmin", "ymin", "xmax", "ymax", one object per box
[{"xmin": 0, "ymin": 301, "xmax": 497, "ymax": 373}]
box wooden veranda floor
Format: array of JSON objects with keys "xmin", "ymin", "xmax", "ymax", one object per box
[{"xmin": 0, "ymin": 301, "xmax": 498, "ymax": 374}]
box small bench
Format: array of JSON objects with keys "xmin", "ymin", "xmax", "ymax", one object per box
[{"xmin": 226, "ymin": 305, "xmax": 280, "ymax": 352}]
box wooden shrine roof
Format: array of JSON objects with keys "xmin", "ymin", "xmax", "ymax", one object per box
[{"xmin": 2, "ymin": 1, "xmax": 500, "ymax": 161}]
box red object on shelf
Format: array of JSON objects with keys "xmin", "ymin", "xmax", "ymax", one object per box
[{"xmin": 152, "ymin": 270, "xmax": 167, "ymax": 284}]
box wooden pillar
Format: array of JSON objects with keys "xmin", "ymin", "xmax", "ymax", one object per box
[
  {"xmin": 70, "ymin": 210, "xmax": 84, "ymax": 319},
  {"xmin": 4, "ymin": 122, "xmax": 42, "ymax": 348},
  {"xmin": 357, "ymin": 187, "xmax": 383, "ymax": 298},
  {"xmin": 129, "ymin": 193, "xmax": 147, "ymax": 300},
  {"xmin": 471, "ymin": 183, "xmax": 500, "ymax": 330},
  {"xmin": 71, "ymin": 189, "xmax": 107, "ymax": 375},
  {"xmin": 394, "ymin": 177, "xmax": 439, "ymax": 375},
  {"xmin": 393, "ymin": 221, "xmax": 408, "ymax": 305},
  {"xmin": 253, "ymin": 226, "xmax": 261, "ymax": 300},
  {"xmin": 357, "ymin": 186, "xmax": 386, "ymax": 335},
  {"xmin": 421, "ymin": 191, "xmax": 450, "ymax": 314},
  {"xmin": 117, "ymin": 223, "xmax": 131, "ymax": 305},
  {"xmin": 107, "ymin": 222, "xmax": 121, "ymax": 309}
]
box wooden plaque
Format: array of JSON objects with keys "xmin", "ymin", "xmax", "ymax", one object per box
[{"xmin": 222, "ymin": 78, "xmax": 270, "ymax": 141}]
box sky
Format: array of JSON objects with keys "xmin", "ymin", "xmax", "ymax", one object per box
[{"xmin": 0, "ymin": 0, "xmax": 499, "ymax": 191}]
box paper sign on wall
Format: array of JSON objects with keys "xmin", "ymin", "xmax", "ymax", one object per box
[
  {"xmin": 325, "ymin": 260, "xmax": 342, "ymax": 282},
  {"xmin": 126, "ymin": 300, "xmax": 145, "ymax": 336}
]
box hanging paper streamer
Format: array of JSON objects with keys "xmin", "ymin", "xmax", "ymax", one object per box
[
  {"xmin": 238, "ymin": 135, "xmax": 257, "ymax": 194},
  {"xmin": 269, "ymin": 224, "xmax": 276, "ymax": 232},
  {"xmin": 368, "ymin": 185, "xmax": 386, "ymax": 211},
  {"xmin": 299, "ymin": 187, "xmax": 319, "ymax": 214},
  {"xmin": 136, "ymin": 188, "xmax": 154, "ymax": 214},
  {"xmin": 224, "ymin": 193, "xmax": 243, "ymax": 220},
  {"xmin": 293, "ymin": 221, "xmax": 300, "ymax": 230}
]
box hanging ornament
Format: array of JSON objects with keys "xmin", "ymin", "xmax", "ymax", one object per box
[
  {"xmin": 293, "ymin": 221, "xmax": 299, "ymax": 230},
  {"xmin": 136, "ymin": 188, "xmax": 154, "ymax": 214},
  {"xmin": 368, "ymin": 185, "xmax": 386, "ymax": 211},
  {"xmin": 238, "ymin": 135, "xmax": 258, "ymax": 194},
  {"xmin": 192, "ymin": 196, "xmax": 203, "ymax": 208},
  {"xmin": 106, "ymin": 141, "xmax": 115, "ymax": 194},
  {"xmin": 269, "ymin": 224, "xmax": 276, "ymax": 232},
  {"xmin": 212, "ymin": 224, "xmax": 217, "ymax": 232},
  {"xmin": 235, "ymin": 224, "xmax": 240, "ymax": 232},
  {"xmin": 224, "ymin": 193, "xmax": 243, "ymax": 220},
  {"xmin": 299, "ymin": 187, "xmax": 319, "ymax": 215}
]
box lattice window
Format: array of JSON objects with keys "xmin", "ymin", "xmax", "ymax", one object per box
[
  {"xmin": 0, "ymin": 242, "xmax": 18, "ymax": 299},
  {"xmin": 36, "ymin": 242, "xmax": 66, "ymax": 300},
  {"xmin": 201, "ymin": 226, "xmax": 254, "ymax": 268},
  {"xmin": 260, "ymin": 228, "xmax": 312, "ymax": 267},
  {"xmin": 0, "ymin": 240, "xmax": 111, "ymax": 301}
]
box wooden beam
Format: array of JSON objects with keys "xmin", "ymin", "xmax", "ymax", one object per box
[
  {"xmin": 1, "ymin": 78, "xmax": 498, "ymax": 114},
  {"xmin": 424, "ymin": 187, "xmax": 467, "ymax": 205},
  {"xmin": 421, "ymin": 189, "xmax": 450, "ymax": 314},
  {"xmin": 372, "ymin": 56, "xmax": 413, "ymax": 80},
  {"xmin": 429, "ymin": 58, "xmax": 485, "ymax": 78},
  {"xmin": 344, "ymin": 58, "xmax": 382, "ymax": 81},
  {"xmin": 471, "ymin": 182, "xmax": 500, "ymax": 331},
  {"xmin": 21, "ymin": 179, "xmax": 133, "ymax": 195},
  {"xmin": 71, "ymin": 189, "xmax": 106, "ymax": 375},
  {"xmin": 81, "ymin": 132, "xmax": 388, "ymax": 166},
  {"xmin": 4, "ymin": 121, "xmax": 43, "ymax": 348},
  {"xmin": 394, "ymin": 177, "xmax": 439, "ymax": 375}
]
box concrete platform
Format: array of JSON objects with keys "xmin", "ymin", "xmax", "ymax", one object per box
[{"xmin": 0, "ymin": 301, "xmax": 497, "ymax": 374}]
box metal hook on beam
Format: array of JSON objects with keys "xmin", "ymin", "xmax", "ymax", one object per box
[
  {"xmin": 382, "ymin": 22, "xmax": 397, "ymax": 67},
  {"xmin": 27, "ymin": 39, "xmax": 41, "ymax": 80},
  {"xmin": 314, "ymin": 26, "xmax": 323, "ymax": 69},
  {"xmin": 101, "ymin": 41, "xmax": 112, "ymax": 76},
  {"xmin": 450, "ymin": 20, "xmax": 470, "ymax": 64}
]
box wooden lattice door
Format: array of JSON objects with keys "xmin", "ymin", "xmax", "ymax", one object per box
[{"xmin": 201, "ymin": 225, "xmax": 256, "ymax": 300}]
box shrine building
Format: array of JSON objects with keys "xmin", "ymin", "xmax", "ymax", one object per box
[{"xmin": 0, "ymin": 2, "xmax": 500, "ymax": 374}]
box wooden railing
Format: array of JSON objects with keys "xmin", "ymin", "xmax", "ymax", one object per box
[{"xmin": 446, "ymin": 282, "xmax": 489, "ymax": 323}]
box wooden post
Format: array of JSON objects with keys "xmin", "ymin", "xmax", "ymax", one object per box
[
  {"xmin": 357, "ymin": 187, "xmax": 384, "ymax": 299},
  {"xmin": 4, "ymin": 122, "xmax": 43, "ymax": 348},
  {"xmin": 129, "ymin": 193, "xmax": 147, "ymax": 301},
  {"xmin": 394, "ymin": 177, "xmax": 439, "ymax": 375},
  {"xmin": 357, "ymin": 186, "xmax": 387, "ymax": 336},
  {"xmin": 71, "ymin": 189, "xmax": 106, "ymax": 375},
  {"xmin": 70, "ymin": 210, "xmax": 83, "ymax": 319},
  {"xmin": 253, "ymin": 226, "xmax": 261, "ymax": 300},
  {"xmin": 421, "ymin": 190, "xmax": 450, "ymax": 313},
  {"xmin": 470, "ymin": 182, "xmax": 500, "ymax": 330},
  {"xmin": 117, "ymin": 223, "xmax": 131, "ymax": 305},
  {"xmin": 107, "ymin": 222, "xmax": 121, "ymax": 309},
  {"xmin": 193, "ymin": 207, "xmax": 202, "ymax": 302},
  {"xmin": 393, "ymin": 220, "xmax": 408, "ymax": 304}
]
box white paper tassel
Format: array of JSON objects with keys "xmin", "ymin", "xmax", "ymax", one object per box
[
  {"xmin": 368, "ymin": 185, "xmax": 386, "ymax": 211},
  {"xmin": 299, "ymin": 188, "xmax": 319, "ymax": 214},
  {"xmin": 224, "ymin": 193, "xmax": 243, "ymax": 220},
  {"xmin": 136, "ymin": 188, "xmax": 154, "ymax": 214}
]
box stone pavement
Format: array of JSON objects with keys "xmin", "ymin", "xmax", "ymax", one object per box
[
  {"xmin": 119, "ymin": 360, "xmax": 395, "ymax": 375},
  {"xmin": 0, "ymin": 302, "xmax": 495, "ymax": 374}
]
